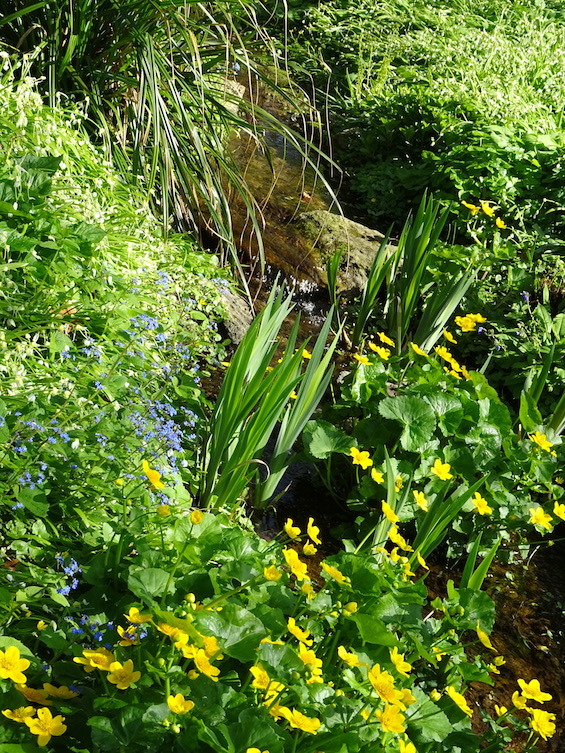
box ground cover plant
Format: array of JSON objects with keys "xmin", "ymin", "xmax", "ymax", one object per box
[{"xmin": 1, "ymin": 0, "xmax": 565, "ymax": 750}]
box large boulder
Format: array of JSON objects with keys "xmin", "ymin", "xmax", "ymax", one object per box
[
  {"xmin": 294, "ymin": 210, "xmax": 395, "ymax": 293},
  {"xmin": 221, "ymin": 288, "xmax": 254, "ymax": 344}
]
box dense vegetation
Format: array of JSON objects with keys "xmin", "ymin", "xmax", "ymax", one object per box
[{"xmin": 0, "ymin": 1, "xmax": 563, "ymax": 751}]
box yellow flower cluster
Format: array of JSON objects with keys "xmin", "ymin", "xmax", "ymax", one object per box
[
  {"xmin": 461, "ymin": 200, "xmax": 508, "ymax": 228},
  {"xmin": 454, "ymin": 312, "xmax": 487, "ymax": 333}
]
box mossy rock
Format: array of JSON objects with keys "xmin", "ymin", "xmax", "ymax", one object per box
[{"xmin": 294, "ymin": 210, "xmax": 396, "ymax": 293}]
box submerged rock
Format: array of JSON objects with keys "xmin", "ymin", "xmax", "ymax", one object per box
[{"xmin": 294, "ymin": 210, "xmax": 395, "ymax": 293}]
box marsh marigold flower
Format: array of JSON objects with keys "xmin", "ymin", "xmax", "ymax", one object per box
[
  {"xmin": 15, "ymin": 686, "xmax": 52, "ymax": 705},
  {"xmin": 353, "ymin": 353, "xmax": 370, "ymax": 365},
  {"xmin": 190, "ymin": 509, "xmax": 204, "ymax": 525},
  {"xmin": 413, "ymin": 490, "xmax": 428, "ymax": 511},
  {"xmin": 25, "ymin": 708, "xmax": 66, "ymax": 747},
  {"xmin": 321, "ymin": 561, "xmax": 351, "ymax": 586},
  {"xmin": 349, "ymin": 447, "xmax": 373, "ymax": 469},
  {"xmin": 376, "ymin": 704, "xmax": 406, "ymax": 733},
  {"xmin": 529, "ymin": 507, "xmax": 553, "ymax": 530},
  {"xmin": 410, "ymin": 342, "xmax": 427, "ymax": 356},
  {"xmin": 529, "ymin": 708, "xmax": 556, "ymax": 740},
  {"xmin": 390, "ymin": 646, "xmax": 412, "ymax": 677},
  {"xmin": 430, "ymin": 459, "xmax": 453, "ymax": 481},
  {"xmin": 473, "ymin": 492, "xmax": 492, "ymax": 515},
  {"xmin": 369, "ymin": 343, "xmax": 391, "ymax": 360},
  {"xmin": 283, "ymin": 548, "xmax": 309, "ymax": 581},
  {"xmin": 42, "ymin": 684, "xmax": 78, "ymax": 700},
  {"xmin": 142, "ymin": 459, "xmax": 165, "ymax": 490},
  {"xmin": 287, "ymin": 617, "xmax": 313, "ymax": 646},
  {"xmin": 368, "ymin": 665, "xmax": 405, "ymax": 707},
  {"xmin": 517, "ymin": 678, "xmax": 552, "ymax": 703},
  {"xmin": 480, "ymin": 201, "xmax": 495, "ymax": 217},
  {"xmin": 455, "ymin": 315, "xmax": 476, "ymax": 332},
  {"xmin": 512, "ymin": 691, "xmax": 528, "ymax": 709},
  {"xmin": 74, "ymin": 647, "xmax": 116, "ymax": 672},
  {"xmin": 307, "ymin": 517, "xmax": 321, "ymax": 545},
  {"xmin": 0, "ymin": 646, "xmax": 30, "ymax": 684},
  {"xmin": 283, "ymin": 518, "xmax": 301, "ymax": 540},
  {"xmin": 107, "ymin": 660, "xmax": 141, "ymax": 689},
  {"xmin": 2, "ymin": 706, "xmax": 35, "ymax": 722},
  {"xmin": 461, "ymin": 200, "xmax": 480, "ymax": 215},
  {"xmin": 378, "ymin": 332, "xmax": 395, "ymax": 346},
  {"xmin": 303, "ymin": 542, "xmax": 317, "ymax": 556},
  {"xmin": 528, "ymin": 431, "xmax": 554, "ymax": 452},
  {"xmin": 124, "ymin": 606, "xmax": 152, "ymax": 624},
  {"xmin": 446, "ymin": 686, "xmax": 473, "ymax": 717},
  {"xmin": 416, "ymin": 551, "xmax": 429, "ymax": 570},
  {"xmin": 279, "ymin": 707, "xmax": 321, "ymax": 734},
  {"xmin": 193, "ymin": 649, "xmax": 221, "ymax": 681},
  {"xmin": 337, "ymin": 645, "xmax": 361, "ymax": 667},
  {"xmin": 553, "ymin": 502, "xmax": 565, "ymax": 520},
  {"xmin": 399, "ymin": 740, "xmax": 416, "ymax": 753},
  {"xmin": 167, "ymin": 693, "xmax": 195, "ymax": 714},
  {"xmin": 495, "ymin": 217, "xmax": 507, "ymax": 229},
  {"xmin": 381, "ymin": 500, "xmax": 399, "ymax": 523},
  {"xmin": 443, "ymin": 330, "xmax": 457, "ymax": 344},
  {"xmin": 387, "ymin": 524, "xmax": 413, "ymax": 552},
  {"xmin": 263, "ymin": 565, "xmax": 282, "ymax": 581},
  {"xmin": 476, "ymin": 623, "xmax": 495, "ymax": 650},
  {"xmin": 371, "ymin": 468, "xmax": 384, "ymax": 484}
]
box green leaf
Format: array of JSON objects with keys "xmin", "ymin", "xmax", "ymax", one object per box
[
  {"xmin": 406, "ymin": 689, "xmax": 453, "ymax": 743},
  {"xmin": 49, "ymin": 330, "xmax": 73, "ymax": 357},
  {"xmin": 16, "ymin": 486, "xmax": 49, "ymax": 517},
  {"xmin": 0, "ymin": 636, "xmax": 35, "ymax": 661},
  {"xmin": 519, "ymin": 390, "xmax": 543, "ymax": 432},
  {"xmin": 352, "ymin": 613, "xmax": 397, "ymax": 645},
  {"xmin": 195, "ymin": 604, "xmax": 266, "ymax": 662},
  {"xmin": 379, "ymin": 395, "xmax": 436, "ymax": 451},
  {"xmin": 128, "ymin": 568, "xmax": 173, "ymax": 601},
  {"xmin": 302, "ymin": 419, "xmax": 352, "ymax": 459}
]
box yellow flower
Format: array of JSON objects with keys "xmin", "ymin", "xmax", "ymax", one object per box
[
  {"xmin": 369, "ymin": 343, "xmax": 391, "ymax": 360},
  {"xmin": 202, "ymin": 635, "xmax": 223, "ymax": 660},
  {"xmin": 473, "ymin": 492, "xmax": 492, "ymax": 515},
  {"xmin": 264, "ymin": 565, "xmax": 282, "ymax": 581},
  {"xmin": 399, "ymin": 688, "xmax": 417, "ymax": 707},
  {"xmin": 371, "ymin": 468, "xmax": 384, "ymax": 484},
  {"xmin": 303, "ymin": 542, "xmax": 317, "ymax": 556},
  {"xmin": 553, "ymin": 502, "xmax": 565, "ymax": 520},
  {"xmin": 250, "ymin": 664, "xmax": 271, "ymax": 690},
  {"xmin": 434, "ymin": 345, "xmax": 455, "ymax": 363},
  {"xmin": 468, "ymin": 313, "xmax": 487, "ymax": 323},
  {"xmin": 480, "ymin": 201, "xmax": 496, "ymax": 217},
  {"xmin": 302, "ymin": 349, "xmax": 312, "ymax": 359},
  {"xmin": 193, "ymin": 649, "xmax": 220, "ymax": 681},
  {"xmin": 517, "ymin": 678, "xmax": 552, "ymax": 703},
  {"xmin": 493, "ymin": 655, "xmax": 505, "ymax": 667},
  {"xmin": 343, "ymin": 601, "xmax": 358, "ymax": 614},
  {"xmin": 0, "ymin": 646, "xmax": 30, "ymax": 684},
  {"xmin": 124, "ymin": 607, "xmax": 153, "ymax": 624},
  {"xmin": 416, "ymin": 551, "xmax": 428, "ymax": 570},
  {"xmin": 494, "ymin": 704, "xmax": 507, "ymax": 717},
  {"xmin": 283, "ymin": 548, "xmax": 309, "ymax": 581},
  {"xmin": 495, "ymin": 217, "xmax": 507, "ymax": 229},
  {"xmin": 190, "ymin": 509, "xmax": 204, "ymax": 525},
  {"xmin": 337, "ymin": 645, "xmax": 361, "ymax": 667},
  {"xmin": 117, "ymin": 625, "xmax": 140, "ymax": 646},
  {"xmin": 284, "ymin": 518, "xmax": 301, "ymax": 540},
  {"xmin": 301, "ymin": 581, "xmax": 315, "ymax": 599},
  {"xmin": 382, "ymin": 500, "xmax": 399, "ymax": 523},
  {"xmin": 74, "ymin": 648, "xmax": 116, "ymax": 672},
  {"xmin": 375, "ymin": 704, "xmax": 406, "ymax": 733},
  {"xmin": 107, "ymin": 660, "xmax": 141, "ymax": 689},
  {"xmin": 167, "ymin": 693, "xmax": 195, "ymax": 714},
  {"xmin": 368, "ymin": 665, "xmax": 405, "ymax": 707},
  {"xmin": 15, "ymin": 686, "xmax": 52, "ymax": 705},
  {"xmin": 349, "ymin": 447, "xmax": 373, "ymax": 469},
  {"xmin": 115, "ymin": 478, "xmax": 125, "ymax": 486},
  {"xmin": 461, "ymin": 200, "xmax": 480, "ymax": 215},
  {"xmin": 156, "ymin": 504, "xmax": 171, "ymax": 516},
  {"xmin": 529, "ymin": 507, "xmax": 553, "ymax": 530},
  {"xmin": 377, "ymin": 332, "xmax": 395, "ymax": 346},
  {"xmin": 279, "ymin": 707, "xmax": 321, "ymax": 734},
  {"xmin": 25, "ymin": 708, "xmax": 66, "ymax": 747},
  {"xmin": 298, "ymin": 643, "xmax": 323, "ymax": 676},
  {"xmin": 399, "ymin": 740, "xmax": 417, "ymax": 753},
  {"xmin": 529, "ymin": 708, "xmax": 556, "ymax": 740},
  {"xmin": 528, "ymin": 431, "xmax": 554, "ymax": 452},
  {"xmin": 2, "ymin": 706, "xmax": 36, "ymax": 722},
  {"xmin": 353, "ymin": 354, "xmax": 370, "ymax": 365},
  {"xmin": 287, "ymin": 617, "xmax": 313, "ymax": 646},
  {"xmin": 476, "ymin": 623, "xmax": 495, "ymax": 651},
  {"xmin": 443, "ymin": 330, "xmax": 457, "ymax": 344},
  {"xmin": 157, "ymin": 623, "xmax": 182, "ymax": 638},
  {"xmin": 387, "ymin": 524, "xmax": 413, "ymax": 552},
  {"xmin": 445, "ymin": 686, "xmax": 473, "ymax": 717},
  {"xmin": 455, "ymin": 315, "xmax": 476, "ymax": 332},
  {"xmin": 390, "ymin": 646, "xmax": 412, "ymax": 677},
  {"xmin": 42, "ymin": 684, "xmax": 79, "ymax": 699},
  {"xmin": 512, "ymin": 691, "xmax": 529, "ymax": 709},
  {"xmin": 395, "ymin": 475, "xmax": 404, "ymax": 492},
  {"xmin": 141, "ymin": 459, "xmax": 165, "ymax": 490},
  {"xmin": 36, "ymin": 620, "xmax": 48, "ymax": 631},
  {"xmin": 413, "ymin": 490, "xmax": 428, "ymax": 511},
  {"xmin": 321, "ymin": 561, "xmax": 351, "ymax": 586},
  {"xmin": 429, "ymin": 689, "xmax": 442, "ymax": 701},
  {"xmin": 430, "ymin": 459, "xmax": 453, "ymax": 480},
  {"xmin": 247, "ymin": 749, "xmax": 270, "ymax": 753},
  {"xmin": 410, "ymin": 342, "xmax": 427, "ymax": 356},
  {"xmin": 307, "ymin": 517, "xmax": 322, "ymax": 545}
]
